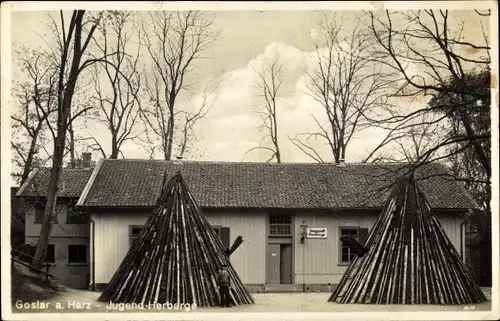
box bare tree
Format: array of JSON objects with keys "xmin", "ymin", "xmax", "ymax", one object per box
[
  {"xmin": 430, "ymin": 70, "xmax": 491, "ymax": 209},
  {"xmin": 366, "ymin": 10, "xmax": 491, "ymax": 177},
  {"xmin": 11, "ymin": 48, "xmax": 58, "ymax": 186},
  {"xmin": 137, "ymin": 73, "xmax": 218, "ymax": 160},
  {"xmin": 87, "ymin": 11, "xmax": 142, "ymax": 159},
  {"xmin": 40, "ymin": 13, "xmax": 101, "ymax": 168},
  {"xmin": 367, "ymin": 113, "xmax": 442, "ymax": 163},
  {"xmin": 244, "ymin": 55, "xmax": 285, "ymax": 163},
  {"xmin": 290, "ymin": 14, "xmax": 392, "ymax": 163},
  {"xmin": 177, "ymin": 79, "xmax": 217, "ymax": 159},
  {"xmin": 365, "ymin": 10, "xmax": 492, "ymax": 285},
  {"xmin": 138, "ymin": 11, "xmax": 220, "ymax": 160},
  {"xmin": 63, "ymin": 95, "xmax": 99, "ymax": 167},
  {"xmin": 31, "ymin": 10, "xmax": 114, "ymax": 268},
  {"xmin": 10, "ymin": 44, "xmax": 94, "ymax": 186}
]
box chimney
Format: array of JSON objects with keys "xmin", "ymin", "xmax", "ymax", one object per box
[
  {"xmin": 173, "ymin": 155, "xmax": 183, "ymax": 165},
  {"xmin": 82, "ymin": 152, "xmax": 92, "ymax": 168}
]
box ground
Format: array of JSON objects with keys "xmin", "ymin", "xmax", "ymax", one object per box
[
  {"xmin": 11, "ymin": 288, "xmax": 492, "ymax": 313},
  {"xmin": 11, "ymin": 263, "xmax": 62, "ymax": 303}
]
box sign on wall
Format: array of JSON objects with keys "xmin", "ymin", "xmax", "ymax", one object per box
[{"xmin": 306, "ymin": 227, "xmax": 327, "ymax": 239}]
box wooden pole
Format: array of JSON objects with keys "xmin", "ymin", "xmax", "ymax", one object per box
[
  {"xmin": 329, "ymin": 174, "xmax": 487, "ymax": 305},
  {"xmin": 98, "ymin": 172, "xmax": 253, "ymax": 306}
]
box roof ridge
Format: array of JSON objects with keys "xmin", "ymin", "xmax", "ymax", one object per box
[
  {"xmin": 33, "ymin": 167, "xmax": 94, "ymax": 171},
  {"xmin": 99, "ymin": 158, "xmax": 414, "ymax": 166},
  {"xmin": 40, "ymin": 159, "xmax": 476, "ymax": 210},
  {"xmin": 16, "ymin": 167, "xmax": 94, "ymax": 198}
]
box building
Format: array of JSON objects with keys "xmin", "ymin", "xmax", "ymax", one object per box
[
  {"xmin": 16, "ymin": 155, "xmax": 94, "ymax": 289},
  {"xmin": 11, "ymin": 187, "xmax": 27, "ymax": 249},
  {"xmin": 16, "ymin": 158, "xmax": 479, "ymax": 292}
]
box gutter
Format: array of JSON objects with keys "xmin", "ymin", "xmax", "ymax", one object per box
[
  {"xmin": 89, "ymin": 217, "xmax": 96, "ymax": 292},
  {"xmin": 460, "ymin": 213, "xmax": 470, "ymax": 263}
]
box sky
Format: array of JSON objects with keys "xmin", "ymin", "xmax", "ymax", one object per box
[{"xmin": 3, "ymin": 2, "xmax": 496, "ymax": 187}]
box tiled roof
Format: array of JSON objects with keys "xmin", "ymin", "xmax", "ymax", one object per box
[
  {"xmin": 16, "ymin": 168, "xmax": 94, "ymax": 198},
  {"xmin": 77, "ymin": 159, "xmax": 479, "ymax": 210}
]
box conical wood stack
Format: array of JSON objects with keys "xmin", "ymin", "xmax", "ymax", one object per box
[
  {"xmin": 98, "ymin": 171, "xmax": 254, "ymax": 307},
  {"xmin": 329, "ymin": 174, "xmax": 487, "ymax": 305}
]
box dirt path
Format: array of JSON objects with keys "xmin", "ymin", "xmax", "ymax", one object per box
[{"xmin": 11, "ymin": 288, "xmax": 492, "ymax": 313}]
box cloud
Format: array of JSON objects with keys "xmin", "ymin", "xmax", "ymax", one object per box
[
  {"xmin": 188, "ymin": 41, "xmax": 368, "ymax": 163},
  {"xmin": 309, "ymin": 28, "xmax": 319, "ymax": 41},
  {"xmin": 206, "ymin": 39, "xmax": 412, "ymax": 163},
  {"xmin": 64, "ymin": 40, "xmax": 400, "ymax": 163},
  {"xmin": 205, "ymin": 42, "xmax": 308, "ymax": 119}
]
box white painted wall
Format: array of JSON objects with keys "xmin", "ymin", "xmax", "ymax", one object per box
[
  {"xmin": 293, "ymin": 211, "xmax": 378, "ymax": 285},
  {"xmin": 91, "ymin": 210, "xmax": 266, "ymax": 285},
  {"xmin": 293, "ymin": 211, "xmax": 465, "ymax": 284},
  {"xmin": 91, "ymin": 209, "xmax": 464, "ymax": 286},
  {"xmin": 25, "ymin": 201, "xmax": 88, "ymax": 238}
]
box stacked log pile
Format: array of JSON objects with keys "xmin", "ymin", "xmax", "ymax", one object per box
[
  {"xmin": 98, "ymin": 171, "xmax": 254, "ymax": 307},
  {"xmin": 329, "ymin": 174, "xmax": 487, "ymax": 305}
]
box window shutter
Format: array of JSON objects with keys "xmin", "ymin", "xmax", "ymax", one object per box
[
  {"xmin": 220, "ymin": 227, "xmax": 230, "ymax": 249},
  {"xmin": 34, "ymin": 201, "xmax": 44, "ymax": 223},
  {"xmin": 358, "ymin": 228, "xmax": 369, "ymax": 245}
]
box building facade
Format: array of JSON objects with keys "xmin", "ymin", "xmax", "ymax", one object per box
[
  {"xmin": 88, "ymin": 207, "xmax": 465, "ymax": 292},
  {"xmin": 17, "ymin": 159, "xmax": 478, "ymax": 291},
  {"xmin": 16, "ymin": 165, "xmax": 93, "ymax": 289},
  {"xmin": 76, "ymin": 159, "xmax": 477, "ymax": 292},
  {"xmin": 24, "ymin": 199, "xmax": 90, "ymax": 289}
]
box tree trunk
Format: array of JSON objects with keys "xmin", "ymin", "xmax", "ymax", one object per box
[
  {"xmin": 164, "ymin": 145, "xmax": 169, "ymax": 160},
  {"xmin": 333, "ymin": 150, "xmax": 340, "ymax": 164},
  {"xmin": 68, "ymin": 120, "xmax": 76, "ymax": 168},
  {"xmin": 31, "ymin": 129, "xmax": 65, "ymax": 268},
  {"xmin": 166, "ymin": 113, "xmax": 174, "ymax": 160},
  {"xmin": 272, "ymin": 105, "xmax": 281, "ymax": 163},
  {"xmin": 458, "ymin": 110, "xmax": 491, "ymax": 178},
  {"xmin": 32, "ymin": 10, "xmax": 84, "ymax": 268},
  {"xmin": 19, "ymin": 128, "xmax": 41, "ymax": 186},
  {"xmin": 165, "ymin": 91, "xmax": 176, "ymax": 161},
  {"xmin": 275, "ymin": 146, "xmax": 281, "ymax": 163},
  {"xmin": 110, "ymin": 134, "xmax": 119, "ymax": 159}
]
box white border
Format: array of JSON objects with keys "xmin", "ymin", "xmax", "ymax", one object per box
[
  {"xmin": 1, "ymin": 1, "xmax": 497, "ymax": 11},
  {"xmin": 1, "ymin": 1, "xmax": 498, "ymax": 321}
]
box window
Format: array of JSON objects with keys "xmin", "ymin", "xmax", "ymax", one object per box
[
  {"xmin": 340, "ymin": 227, "xmax": 359, "ymax": 263},
  {"xmin": 34, "ymin": 201, "xmax": 58, "ymax": 224},
  {"xmin": 68, "ymin": 245, "xmax": 87, "ymax": 264},
  {"xmin": 34, "ymin": 201, "xmax": 45, "ymax": 224},
  {"xmin": 269, "ymin": 215, "xmax": 291, "ymax": 236},
  {"xmin": 212, "ymin": 225, "xmax": 230, "ymax": 249},
  {"xmin": 66, "ymin": 205, "xmax": 86, "ymax": 224},
  {"xmin": 465, "ymin": 221, "xmax": 479, "ymax": 234},
  {"xmin": 212, "ymin": 225, "xmax": 222, "ymax": 237},
  {"xmin": 35, "ymin": 209, "xmax": 43, "ymax": 224},
  {"xmin": 130, "ymin": 226, "xmax": 143, "ymax": 247},
  {"xmin": 45, "ymin": 244, "xmax": 55, "ymax": 264}
]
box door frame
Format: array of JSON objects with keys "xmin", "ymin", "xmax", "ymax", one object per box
[
  {"xmin": 265, "ymin": 211, "xmax": 295, "ymax": 284},
  {"xmin": 279, "ymin": 243, "xmax": 293, "ymax": 284}
]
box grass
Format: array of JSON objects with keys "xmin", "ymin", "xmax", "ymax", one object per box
[{"xmin": 11, "ymin": 262, "xmax": 64, "ymax": 304}]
